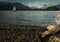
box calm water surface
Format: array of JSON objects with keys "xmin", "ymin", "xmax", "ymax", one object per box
[{"xmin": 0, "ymin": 11, "xmax": 58, "ymax": 26}]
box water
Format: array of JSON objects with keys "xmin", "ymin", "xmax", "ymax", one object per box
[{"xmin": 0, "ymin": 11, "xmax": 58, "ymax": 26}]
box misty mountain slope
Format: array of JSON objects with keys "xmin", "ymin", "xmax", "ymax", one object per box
[
  {"xmin": 30, "ymin": 4, "xmax": 60, "ymax": 10},
  {"xmin": 55, "ymin": 4, "xmax": 60, "ymax": 9},
  {"xmin": 0, "ymin": 2, "xmax": 31, "ymax": 10},
  {"xmin": 0, "ymin": 2, "xmax": 12, "ymax": 10},
  {"xmin": 44, "ymin": 6, "xmax": 59, "ymax": 10},
  {"xmin": 0, "ymin": 1, "xmax": 60, "ymax": 10},
  {"xmin": 12, "ymin": 2, "xmax": 31, "ymax": 10},
  {"xmin": 43, "ymin": 4, "xmax": 60, "ymax": 10}
]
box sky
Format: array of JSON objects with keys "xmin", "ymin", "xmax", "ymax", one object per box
[{"xmin": 0, "ymin": 0, "xmax": 60, "ymax": 9}]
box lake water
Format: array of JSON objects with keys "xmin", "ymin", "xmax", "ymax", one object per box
[{"xmin": 0, "ymin": 11, "xmax": 58, "ymax": 26}]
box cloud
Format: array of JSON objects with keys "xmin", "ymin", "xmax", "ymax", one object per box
[
  {"xmin": 24, "ymin": 1, "xmax": 60, "ymax": 9},
  {"xmin": 0, "ymin": 0, "xmax": 8, "ymax": 2},
  {"xmin": 25, "ymin": 1, "xmax": 49, "ymax": 9}
]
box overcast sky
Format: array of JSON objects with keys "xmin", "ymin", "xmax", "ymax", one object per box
[
  {"xmin": 0, "ymin": 0, "xmax": 60, "ymax": 3},
  {"xmin": 9, "ymin": 0, "xmax": 60, "ymax": 3},
  {"xmin": 0, "ymin": 0, "xmax": 60, "ymax": 8},
  {"xmin": 0, "ymin": 0, "xmax": 8, "ymax": 2}
]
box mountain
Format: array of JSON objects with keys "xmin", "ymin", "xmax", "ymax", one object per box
[
  {"xmin": 55, "ymin": 4, "xmax": 60, "ymax": 9},
  {"xmin": 12, "ymin": 2, "xmax": 31, "ymax": 10},
  {"xmin": 0, "ymin": 1, "xmax": 60, "ymax": 11},
  {"xmin": 43, "ymin": 4, "xmax": 60, "ymax": 10},
  {"xmin": 0, "ymin": 2, "xmax": 31, "ymax": 10},
  {"xmin": 30, "ymin": 4, "xmax": 60, "ymax": 11}
]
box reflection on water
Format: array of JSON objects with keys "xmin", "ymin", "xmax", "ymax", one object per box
[{"xmin": 0, "ymin": 11, "xmax": 58, "ymax": 26}]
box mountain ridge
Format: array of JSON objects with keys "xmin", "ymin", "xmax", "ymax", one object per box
[
  {"xmin": 0, "ymin": 1, "xmax": 60, "ymax": 10},
  {"xmin": 0, "ymin": 2, "xmax": 31, "ymax": 10}
]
